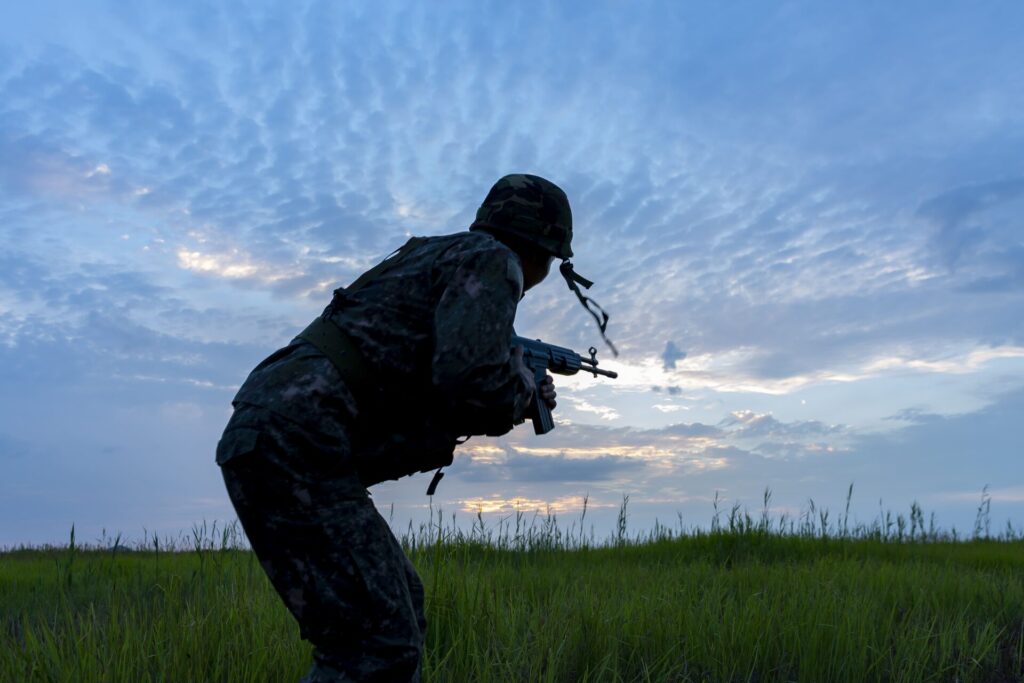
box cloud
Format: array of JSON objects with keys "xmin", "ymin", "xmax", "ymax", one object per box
[
  {"xmin": 0, "ymin": 303, "xmax": 265, "ymax": 397},
  {"xmin": 456, "ymin": 494, "xmax": 608, "ymax": 515},
  {"xmin": 1, "ymin": 1, "xmax": 1023, "ymax": 543},
  {"xmin": 918, "ymin": 179, "xmax": 1024, "ymax": 270},
  {"xmin": 457, "ymin": 447, "xmax": 645, "ymax": 484},
  {"xmin": 662, "ymin": 340, "xmax": 687, "ymax": 370},
  {"xmin": 915, "ymin": 180, "xmax": 1024, "ymax": 299},
  {"xmin": 0, "ymin": 133, "xmax": 120, "ymax": 200},
  {"xmin": 448, "ymin": 406, "xmax": 848, "ymax": 490},
  {"xmin": 564, "ymin": 397, "xmax": 620, "ymax": 421},
  {"xmin": 719, "ymin": 411, "xmax": 844, "ymax": 440},
  {"xmin": 4, "ymin": 2, "xmax": 1023, "ymax": 390},
  {"xmin": 883, "ymin": 408, "xmax": 941, "ymax": 424}
]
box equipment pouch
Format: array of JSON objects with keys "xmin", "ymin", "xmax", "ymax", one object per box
[
  {"xmin": 215, "ymin": 427, "xmax": 261, "ymax": 466},
  {"xmin": 352, "ymin": 427, "xmax": 457, "ymax": 488}
]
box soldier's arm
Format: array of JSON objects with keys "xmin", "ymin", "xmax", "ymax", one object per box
[{"xmin": 432, "ymin": 247, "xmax": 535, "ymax": 436}]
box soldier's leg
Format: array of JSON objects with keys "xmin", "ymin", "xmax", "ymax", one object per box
[
  {"xmin": 403, "ymin": 550, "xmax": 428, "ymax": 651},
  {"xmin": 303, "ymin": 501, "xmax": 426, "ymax": 683},
  {"xmin": 219, "ymin": 414, "xmax": 424, "ymax": 682}
]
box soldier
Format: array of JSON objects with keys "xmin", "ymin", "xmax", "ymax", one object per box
[{"xmin": 216, "ymin": 174, "xmax": 603, "ymax": 682}]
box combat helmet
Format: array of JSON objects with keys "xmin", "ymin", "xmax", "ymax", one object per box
[
  {"xmin": 472, "ymin": 173, "xmax": 617, "ymax": 356},
  {"xmin": 470, "ymin": 174, "xmax": 573, "ymax": 260}
]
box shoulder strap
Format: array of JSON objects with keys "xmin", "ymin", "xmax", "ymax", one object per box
[
  {"xmin": 345, "ymin": 236, "xmax": 429, "ymax": 293},
  {"xmin": 307, "ymin": 236, "xmax": 430, "ymax": 391}
]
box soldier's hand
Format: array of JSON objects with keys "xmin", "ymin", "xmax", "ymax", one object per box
[
  {"xmin": 512, "ymin": 346, "xmax": 556, "ymax": 410},
  {"xmin": 512, "ymin": 344, "xmax": 534, "ymax": 387},
  {"xmin": 539, "ymin": 374, "xmax": 557, "ymax": 410}
]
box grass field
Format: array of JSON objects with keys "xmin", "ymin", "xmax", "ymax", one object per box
[{"xmin": 2, "ymin": 494, "xmax": 1023, "ymax": 682}]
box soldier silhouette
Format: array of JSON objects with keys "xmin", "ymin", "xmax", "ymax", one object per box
[{"xmin": 216, "ymin": 174, "xmax": 611, "ymax": 682}]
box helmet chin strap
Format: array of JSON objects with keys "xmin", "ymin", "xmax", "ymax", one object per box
[{"xmin": 560, "ymin": 261, "xmax": 618, "ymax": 357}]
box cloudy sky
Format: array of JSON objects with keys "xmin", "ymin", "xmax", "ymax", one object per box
[{"xmin": 2, "ymin": 2, "xmax": 1022, "ymax": 546}]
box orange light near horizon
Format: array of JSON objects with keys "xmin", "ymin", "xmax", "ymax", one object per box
[{"xmin": 458, "ymin": 495, "xmax": 615, "ymax": 515}]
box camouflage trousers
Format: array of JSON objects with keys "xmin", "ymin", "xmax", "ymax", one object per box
[{"xmin": 217, "ymin": 405, "xmax": 426, "ymax": 682}]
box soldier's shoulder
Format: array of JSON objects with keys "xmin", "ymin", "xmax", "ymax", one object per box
[
  {"xmin": 433, "ymin": 230, "xmax": 517, "ymax": 266},
  {"xmin": 434, "ymin": 231, "xmax": 522, "ymax": 296}
]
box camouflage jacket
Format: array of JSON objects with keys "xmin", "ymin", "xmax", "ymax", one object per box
[{"xmin": 231, "ymin": 230, "xmax": 535, "ymax": 484}]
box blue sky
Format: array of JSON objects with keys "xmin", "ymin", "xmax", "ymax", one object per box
[{"xmin": 2, "ymin": 2, "xmax": 1022, "ymax": 546}]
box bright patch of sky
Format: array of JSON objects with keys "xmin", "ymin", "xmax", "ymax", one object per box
[{"xmin": 1, "ymin": 1, "xmax": 1022, "ymax": 545}]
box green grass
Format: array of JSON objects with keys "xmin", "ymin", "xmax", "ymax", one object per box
[{"xmin": 2, "ymin": 495, "xmax": 1023, "ymax": 682}]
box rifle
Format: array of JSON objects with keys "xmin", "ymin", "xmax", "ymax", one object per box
[{"xmin": 513, "ymin": 335, "xmax": 618, "ymax": 435}]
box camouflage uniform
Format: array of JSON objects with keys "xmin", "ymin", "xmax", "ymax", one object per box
[{"xmin": 217, "ymin": 230, "xmax": 535, "ymax": 682}]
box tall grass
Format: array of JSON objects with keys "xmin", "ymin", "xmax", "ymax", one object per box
[{"xmin": 2, "ymin": 491, "xmax": 1022, "ymax": 682}]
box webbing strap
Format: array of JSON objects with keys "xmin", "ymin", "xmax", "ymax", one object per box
[
  {"xmin": 302, "ymin": 235, "xmax": 458, "ymax": 496},
  {"xmin": 311, "ymin": 236, "xmax": 428, "ymax": 394},
  {"xmin": 297, "ymin": 317, "xmax": 375, "ymax": 399},
  {"xmin": 560, "ymin": 261, "xmax": 618, "ymax": 357},
  {"xmin": 346, "ymin": 236, "xmax": 429, "ymax": 293}
]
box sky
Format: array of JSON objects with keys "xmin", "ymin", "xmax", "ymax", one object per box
[{"xmin": 1, "ymin": 1, "xmax": 1022, "ymax": 547}]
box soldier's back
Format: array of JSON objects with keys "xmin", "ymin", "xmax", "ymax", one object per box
[{"xmin": 229, "ymin": 230, "xmax": 521, "ymax": 437}]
